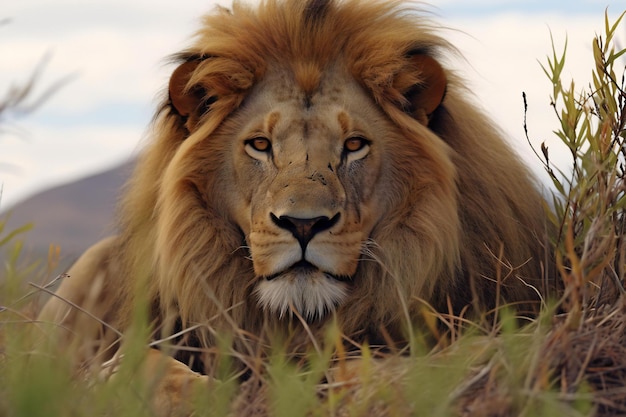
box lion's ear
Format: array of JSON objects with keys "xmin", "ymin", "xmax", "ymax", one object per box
[
  {"xmin": 169, "ymin": 60, "xmax": 216, "ymax": 128},
  {"xmin": 403, "ymin": 54, "xmax": 447, "ymax": 125}
]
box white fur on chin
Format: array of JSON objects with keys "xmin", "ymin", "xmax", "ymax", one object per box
[{"xmin": 255, "ymin": 270, "xmax": 348, "ymax": 321}]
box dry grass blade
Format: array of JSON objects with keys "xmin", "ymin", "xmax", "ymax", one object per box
[{"xmin": 0, "ymin": 53, "xmax": 74, "ymax": 128}]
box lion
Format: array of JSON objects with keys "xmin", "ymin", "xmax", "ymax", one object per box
[{"xmin": 37, "ymin": 0, "xmax": 550, "ymax": 413}]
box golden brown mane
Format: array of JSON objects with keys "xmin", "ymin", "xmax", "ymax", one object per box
[{"xmin": 109, "ymin": 0, "xmax": 549, "ymax": 365}]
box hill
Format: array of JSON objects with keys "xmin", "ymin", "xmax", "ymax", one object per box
[{"xmin": 1, "ymin": 160, "xmax": 133, "ymax": 267}]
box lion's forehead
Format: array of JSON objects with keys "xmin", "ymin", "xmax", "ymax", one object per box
[
  {"xmin": 268, "ymin": 112, "xmax": 348, "ymax": 157},
  {"xmin": 247, "ymin": 71, "xmax": 377, "ymax": 156},
  {"xmin": 261, "ymin": 63, "xmax": 353, "ymax": 103}
]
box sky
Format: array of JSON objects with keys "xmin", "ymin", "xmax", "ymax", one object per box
[{"xmin": 0, "ymin": 0, "xmax": 624, "ymax": 209}]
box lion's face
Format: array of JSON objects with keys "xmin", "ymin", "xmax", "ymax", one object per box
[
  {"xmin": 163, "ymin": 4, "xmax": 452, "ymax": 329},
  {"xmin": 166, "ymin": 40, "xmax": 450, "ymax": 324},
  {"xmin": 224, "ymin": 68, "xmax": 390, "ymax": 320},
  {"xmin": 122, "ymin": 0, "xmax": 547, "ymax": 351}
]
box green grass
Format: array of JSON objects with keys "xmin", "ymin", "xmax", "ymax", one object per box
[{"xmin": 2, "ymin": 11, "xmax": 626, "ymax": 417}]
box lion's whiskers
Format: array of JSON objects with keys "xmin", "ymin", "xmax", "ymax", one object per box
[{"xmin": 359, "ymin": 238, "xmax": 416, "ymax": 348}]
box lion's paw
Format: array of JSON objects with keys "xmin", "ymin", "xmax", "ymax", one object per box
[{"xmin": 100, "ymin": 349, "xmax": 210, "ymax": 417}]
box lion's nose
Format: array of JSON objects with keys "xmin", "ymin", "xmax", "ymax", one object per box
[{"xmin": 271, "ymin": 213, "xmax": 340, "ymax": 250}]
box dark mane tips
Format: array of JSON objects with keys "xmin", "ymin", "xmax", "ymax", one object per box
[{"xmin": 304, "ymin": 0, "xmax": 331, "ymax": 23}]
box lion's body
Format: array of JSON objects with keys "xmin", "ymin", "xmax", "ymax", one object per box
[{"xmin": 39, "ymin": 0, "xmax": 550, "ymax": 387}]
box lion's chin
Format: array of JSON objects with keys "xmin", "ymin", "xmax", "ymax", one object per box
[{"xmin": 254, "ymin": 264, "xmax": 349, "ymax": 321}]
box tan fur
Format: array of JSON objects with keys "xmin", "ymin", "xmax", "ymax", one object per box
[{"xmin": 39, "ymin": 0, "xmax": 550, "ymax": 386}]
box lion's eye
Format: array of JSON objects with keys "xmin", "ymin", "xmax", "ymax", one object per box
[
  {"xmin": 246, "ymin": 137, "xmax": 272, "ymax": 152},
  {"xmin": 343, "ymin": 136, "xmax": 370, "ymax": 163},
  {"xmin": 344, "ymin": 137, "xmax": 368, "ymax": 153}
]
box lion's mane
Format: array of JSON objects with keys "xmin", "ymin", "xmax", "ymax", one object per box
[{"xmin": 112, "ymin": 0, "xmax": 549, "ymax": 364}]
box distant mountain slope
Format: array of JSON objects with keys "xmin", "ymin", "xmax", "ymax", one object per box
[{"xmin": 1, "ymin": 160, "xmax": 133, "ymax": 264}]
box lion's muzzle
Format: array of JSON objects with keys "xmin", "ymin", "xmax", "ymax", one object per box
[{"xmin": 252, "ymin": 211, "xmax": 354, "ymax": 321}]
